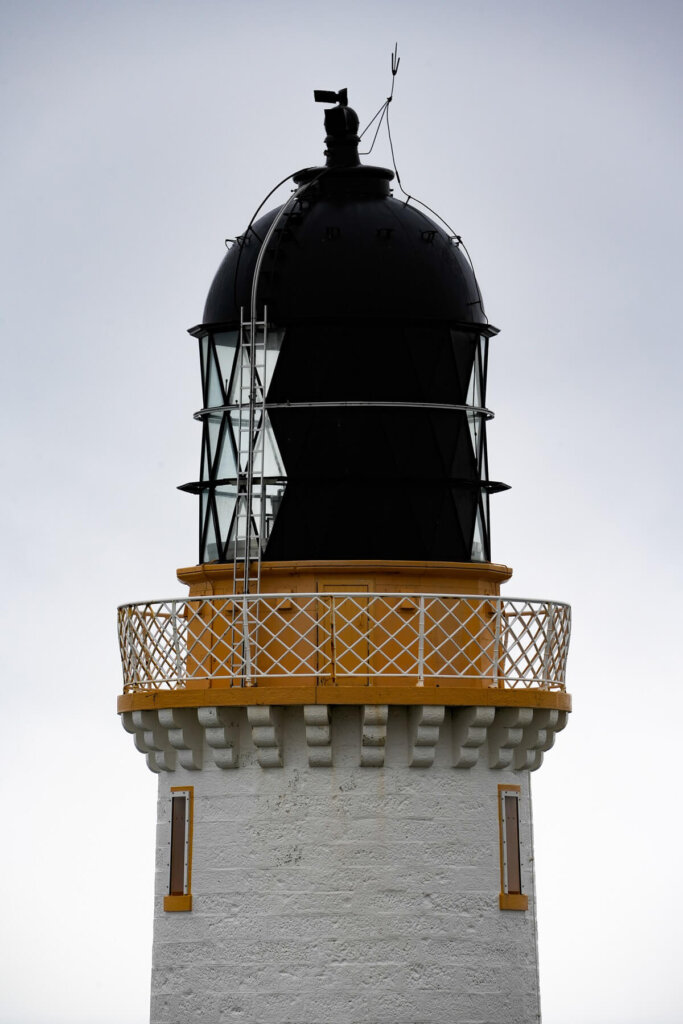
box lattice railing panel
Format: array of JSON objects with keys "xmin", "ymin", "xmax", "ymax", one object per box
[{"xmin": 118, "ymin": 593, "xmax": 571, "ymax": 692}]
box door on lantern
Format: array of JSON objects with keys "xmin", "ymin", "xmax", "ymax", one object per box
[{"xmin": 318, "ymin": 582, "xmax": 370, "ymax": 686}]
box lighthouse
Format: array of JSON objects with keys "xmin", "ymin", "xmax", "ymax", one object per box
[{"xmin": 118, "ymin": 89, "xmax": 571, "ymax": 1024}]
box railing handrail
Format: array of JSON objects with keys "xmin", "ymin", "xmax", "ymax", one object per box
[{"xmin": 117, "ymin": 592, "xmax": 572, "ymax": 611}]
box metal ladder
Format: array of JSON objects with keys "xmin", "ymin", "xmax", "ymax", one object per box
[
  {"xmin": 229, "ymin": 177, "xmax": 322, "ymax": 684},
  {"xmin": 231, "ymin": 305, "xmax": 269, "ymax": 599},
  {"xmin": 229, "ymin": 306, "xmax": 269, "ymax": 687}
]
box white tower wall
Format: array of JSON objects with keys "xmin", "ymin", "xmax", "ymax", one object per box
[{"xmin": 147, "ymin": 705, "xmax": 543, "ymax": 1024}]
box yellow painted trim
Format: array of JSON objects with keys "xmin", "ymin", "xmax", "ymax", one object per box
[
  {"xmin": 118, "ymin": 683, "xmax": 317, "ymax": 712},
  {"xmin": 313, "ymin": 686, "xmax": 571, "ymax": 710},
  {"xmin": 499, "ymin": 893, "xmax": 528, "ymax": 912},
  {"xmin": 177, "ymin": 559, "xmax": 514, "ymax": 589},
  {"xmin": 498, "ymin": 784, "xmax": 525, "ymax": 911},
  {"xmin": 118, "ymin": 686, "xmax": 571, "ymax": 714},
  {"xmin": 167, "ymin": 786, "xmax": 193, "ymax": 911},
  {"xmin": 163, "ymin": 894, "xmax": 192, "ymax": 913}
]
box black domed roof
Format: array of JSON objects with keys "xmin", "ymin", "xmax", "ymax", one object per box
[{"xmin": 203, "ymin": 165, "xmax": 488, "ymax": 327}]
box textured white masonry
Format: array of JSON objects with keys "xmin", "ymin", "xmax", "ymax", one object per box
[{"xmin": 143, "ymin": 705, "xmax": 550, "ymax": 1024}]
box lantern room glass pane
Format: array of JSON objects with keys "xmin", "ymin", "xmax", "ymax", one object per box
[
  {"xmin": 203, "ymin": 496, "xmax": 220, "ymax": 562},
  {"xmin": 206, "ymin": 345, "xmax": 224, "ymax": 409},
  {"xmin": 482, "ymin": 490, "xmax": 490, "ymax": 537},
  {"xmin": 199, "ymin": 336, "xmax": 209, "ymax": 405},
  {"xmin": 253, "ymin": 482, "xmax": 286, "ymax": 545},
  {"xmin": 216, "ymin": 424, "xmax": 238, "ymax": 479},
  {"xmin": 200, "ymin": 433, "xmax": 210, "ymax": 481},
  {"xmin": 471, "ymin": 502, "xmax": 486, "ymax": 562},
  {"xmin": 448, "ymin": 329, "xmax": 478, "ymax": 404},
  {"xmin": 229, "ymin": 348, "xmax": 249, "ymax": 405},
  {"xmin": 228, "ymin": 327, "xmax": 285, "ymax": 406},
  {"xmin": 215, "ymin": 485, "xmax": 237, "ymax": 545},
  {"xmin": 206, "ymin": 413, "xmax": 222, "ymax": 469},
  {"xmin": 229, "ymin": 409, "xmax": 250, "ymax": 472},
  {"xmin": 480, "ymin": 431, "xmax": 490, "ymax": 481},
  {"xmin": 200, "ymin": 489, "xmax": 208, "ymax": 548},
  {"xmin": 225, "ymin": 494, "xmax": 259, "ymax": 560},
  {"xmin": 467, "ymin": 345, "xmax": 482, "ymax": 410},
  {"xmin": 264, "ymin": 329, "xmax": 284, "ymax": 395},
  {"xmin": 479, "ymin": 335, "xmax": 489, "ymax": 405},
  {"xmin": 467, "ymin": 409, "xmax": 481, "ymax": 464},
  {"xmin": 214, "ymin": 331, "xmax": 238, "ymax": 398},
  {"xmin": 254, "ymin": 413, "xmax": 285, "ymax": 476}
]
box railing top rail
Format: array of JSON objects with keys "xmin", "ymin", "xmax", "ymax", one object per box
[{"xmin": 117, "ymin": 593, "xmax": 572, "ymax": 612}]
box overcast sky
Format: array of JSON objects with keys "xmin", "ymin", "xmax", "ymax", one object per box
[{"xmin": 1, "ymin": 1, "xmax": 682, "ymax": 1022}]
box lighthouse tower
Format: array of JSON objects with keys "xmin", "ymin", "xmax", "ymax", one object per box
[{"xmin": 118, "ymin": 91, "xmax": 571, "ymax": 1024}]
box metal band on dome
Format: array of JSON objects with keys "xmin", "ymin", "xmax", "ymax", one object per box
[{"xmin": 193, "ymin": 401, "xmax": 495, "ymax": 421}]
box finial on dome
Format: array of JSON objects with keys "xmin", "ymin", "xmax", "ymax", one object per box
[{"xmin": 313, "ymin": 87, "xmax": 360, "ymax": 169}]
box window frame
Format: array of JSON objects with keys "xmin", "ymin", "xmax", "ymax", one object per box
[
  {"xmin": 164, "ymin": 786, "xmax": 194, "ymax": 912},
  {"xmin": 498, "ymin": 784, "xmax": 528, "ymax": 911}
]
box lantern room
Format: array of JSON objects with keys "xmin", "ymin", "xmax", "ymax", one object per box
[{"xmin": 180, "ymin": 91, "xmax": 508, "ymax": 569}]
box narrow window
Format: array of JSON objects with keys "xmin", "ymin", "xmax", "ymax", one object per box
[
  {"xmin": 498, "ymin": 785, "xmax": 528, "ymax": 911},
  {"xmin": 164, "ymin": 787, "xmax": 193, "ymax": 912}
]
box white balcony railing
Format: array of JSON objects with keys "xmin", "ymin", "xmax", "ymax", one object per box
[{"xmin": 117, "ymin": 592, "xmax": 571, "ymax": 693}]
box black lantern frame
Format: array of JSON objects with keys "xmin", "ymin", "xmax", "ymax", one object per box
[{"xmin": 181, "ymin": 316, "xmax": 506, "ymax": 568}]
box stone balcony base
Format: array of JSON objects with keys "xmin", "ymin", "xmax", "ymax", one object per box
[{"xmin": 121, "ymin": 703, "xmax": 568, "ymax": 774}]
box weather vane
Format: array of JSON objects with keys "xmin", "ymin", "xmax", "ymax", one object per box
[{"xmin": 313, "ymin": 88, "xmax": 348, "ymax": 106}]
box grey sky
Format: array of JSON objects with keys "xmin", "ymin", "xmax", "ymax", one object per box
[{"xmin": 1, "ymin": 1, "xmax": 681, "ymax": 1021}]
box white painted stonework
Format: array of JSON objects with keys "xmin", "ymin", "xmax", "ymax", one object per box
[{"xmin": 133, "ymin": 705, "xmax": 557, "ymax": 1024}]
